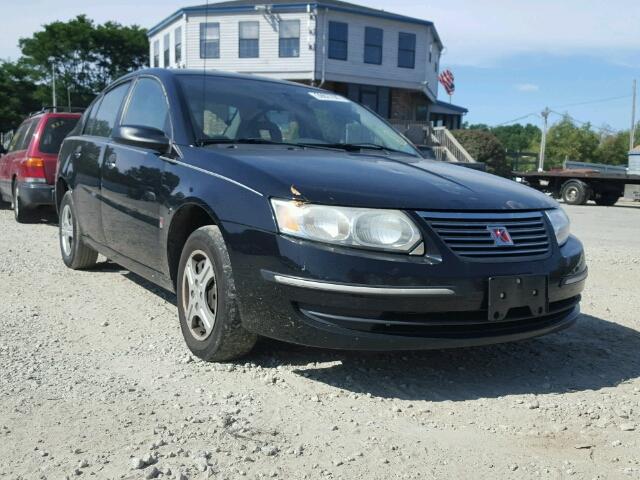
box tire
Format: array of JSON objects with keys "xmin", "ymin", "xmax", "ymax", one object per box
[
  {"xmin": 12, "ymin": 182, "xmax": 31, "ymax": 223},
  {"xmin": 561, "ymin": 180, "xmax": 588, "ymax": 205},
  {"xmin": 59, "ymin": 191, "xmax": 98, "ymax": 270},
  {"xmin": 177, "ymin": 225, "xmax": 257, "ymax": 362},
  {"xmin": 595, "ymin": 194, "xmax": 619, "ymax": 206}
]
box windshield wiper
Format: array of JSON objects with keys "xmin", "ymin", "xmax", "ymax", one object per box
[
  {"xmin": 197, "ymin": 138, "xmax": 341, "ymax": 152},
  {"xmin": 298, "ymin": 142, "xmax": 417, "ymax": 157}
]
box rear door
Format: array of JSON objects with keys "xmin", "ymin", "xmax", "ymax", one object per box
[
  {"xmin": 100, "ymin": 76, "xmax": 171, "ymax": 271},
  {"xmin": 72, "ymin": 83, "xmax": 131, "ymax": 244},
  {"xmin": 0, "ymin": 120, "xmax": 33, "ymax": 197}
]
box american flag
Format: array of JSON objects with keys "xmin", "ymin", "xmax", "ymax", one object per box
[{"xmin": 439, "ymin": 69, "xmax": 455, "ymax": 96}]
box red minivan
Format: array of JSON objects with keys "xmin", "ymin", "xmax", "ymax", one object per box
[{"xmin": 0, "ymin": 110, "xmax": 81, "ymax": 222}]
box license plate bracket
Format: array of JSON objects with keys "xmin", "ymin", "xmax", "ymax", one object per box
[{"xmin": 488, "ymin": 275, "xmax": 548, "ymax": 322}]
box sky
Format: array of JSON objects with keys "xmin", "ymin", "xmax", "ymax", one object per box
[{"xmin": 1, "ymin": 0, "xmax": 639, "ymax": 130}]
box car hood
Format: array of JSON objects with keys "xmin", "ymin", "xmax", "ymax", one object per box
[{"xmin": 200, "ymin": 147, "xmax": 558, "ymax": 211}]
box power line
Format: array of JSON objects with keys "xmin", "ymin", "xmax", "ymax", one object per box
[
  {"xmin": 495, "ymin": 112, "xmax": 541, "ymax": 126},
  {"xmin": 550, "ymin": 94, "xmax": 632, "ymax": 110}
]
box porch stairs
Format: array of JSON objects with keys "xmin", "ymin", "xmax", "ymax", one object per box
[{"xmin": 392, "ymin": 122, "xmax": 476, "ymax": 163}]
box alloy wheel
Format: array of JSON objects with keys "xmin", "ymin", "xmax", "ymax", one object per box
[
  {"xmin": 60, "ymin": 204, "xmax": 74, "ymax": 257},
  {"xmin": 182, "ymin": 250, "xmax": 218, "ymax": 341}
]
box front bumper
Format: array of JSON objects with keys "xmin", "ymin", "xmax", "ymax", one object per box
[
  {"xmin": 17, "ymin": 182, "xmax": 54, "ymax": 207},
  {"xmin": 225, "ymin": 222, "xmax": 587, "ymax": 351}
]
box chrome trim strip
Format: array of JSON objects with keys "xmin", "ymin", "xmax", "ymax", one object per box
[
  {"xmin": 165, "ymin": 158, "xmax": 264, "ymax": 197},
  {"xmin": 562, "ymin": 268, "xmax": 588, "ymax": 286},
  {"xmin": 419, "ymin": 211, "xmax": 545, "ymax": 220},
  {"xmin": 273, "ymin": 274, "xmax": 456, "ymax": 296}
]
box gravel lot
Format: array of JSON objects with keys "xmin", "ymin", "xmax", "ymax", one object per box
[{"xmin": 1, "ymin": 200, "xmax": 639, "ymax": 480}]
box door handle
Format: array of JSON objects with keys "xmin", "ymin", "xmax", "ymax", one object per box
[{"xmin": 105, "ymin": 152, "xmax": 117, "ymax": 169}]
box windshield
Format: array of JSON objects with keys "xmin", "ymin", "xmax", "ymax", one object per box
[{"xmin": 177, "ymin": 75, "xmax": 418, "ymax": 156}]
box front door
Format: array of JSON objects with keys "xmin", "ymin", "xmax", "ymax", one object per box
[{"xmin": 100, "ymin": 77, "xmax": 172, "ymax": 272}]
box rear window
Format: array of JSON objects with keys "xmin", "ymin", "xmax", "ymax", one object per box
[{"xmin": 39, "ymin": 117, "xmax": 79, "ymax": 154}]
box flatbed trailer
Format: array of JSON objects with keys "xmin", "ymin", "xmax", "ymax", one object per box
[{"xmin": 516, "ymin": 170, "xmax": 640, "ymax": 206}]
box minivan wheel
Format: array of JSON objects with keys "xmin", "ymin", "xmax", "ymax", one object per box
[
  {"xmin": 59, "ymin": 191, "xmax": 98, "ymax": 270},
  {"xmin": 177, "ymin": 226, "xmax": 257, "ymax": 362},
  {"xmin": 12, "ymin": 183, "xmax": 30, "ymax": 223}
]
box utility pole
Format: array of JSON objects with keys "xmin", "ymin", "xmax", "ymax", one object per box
[
  {"xmin": 538, "ymin": 107, "xmax": 550, "ymax": 172},
  {"xmin": 67, "ymin": 86, "xmax": 72, "ymax": 112},
  {"xmin": 49, "ymin": 58, "xmax": 57, "ymax": 112},
  {"xmin": 631, "ymin": 79, "xmax": 637, "ymax": 151}
]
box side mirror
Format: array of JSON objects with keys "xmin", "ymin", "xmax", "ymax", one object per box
[{"xmin": 113, "ymin": 125, "xmax": 171, "ymax": 154}]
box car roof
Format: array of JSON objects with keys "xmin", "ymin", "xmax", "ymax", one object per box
[{"xmin": 118, "ymin": 68, "xmax": 326, "ymax": 92}]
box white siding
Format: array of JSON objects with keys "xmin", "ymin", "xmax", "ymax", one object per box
[
  {"xmin": 183, "ymin": 11, "xmax": 316, "ymax": 80},
  {"xmin": 148, "ymin": 17, "xmax": 188, "ymax": 68},
  {"xmin": 315, "ymin": 10, "xmax": 439, "ymax": 96}
]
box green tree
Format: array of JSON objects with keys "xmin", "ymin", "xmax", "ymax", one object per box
[
  {"xmin": 0, "ymin": 60, "xmax": 41, "ymax": 133},
  {"xmin": 545, "ymin": 116, "xmax": 600, "ymax": 167},
  {"xmin": 452, "ymin": 129, "xmax": 511, "ymax": 177},
  {"xmin": 18, "ymin": 15, "xmax": 148, "ymax": 108},
  {"xmin": 492, "ymin": 123, "xmax": 541, "ymax": 154},
  {"xmin": 596, "ymin": 126, "xmax": 640, "ymax": 165}
]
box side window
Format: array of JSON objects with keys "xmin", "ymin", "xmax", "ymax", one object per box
[
  {"xmin": 8, "ymin": 121, "xmax": 31, "ymax": 152},
  {"xmin": 86, "ymin": 83, "xmax": 130, "ymax": 138},
  {"xmin": 121, "ymin": 78, "xmax": 171, "ymax": 136},
  {"xmin": 20, "ymin": 119, "xmax": 40, "ymax": 151}
]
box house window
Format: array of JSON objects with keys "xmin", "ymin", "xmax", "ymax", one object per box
[
  {"xmin": 153, "ymin": 40, "xmax": 159, "ymax": 68},
  {"xmin": 328, "ymin": 21, "xmax": 348, "ymax": 60},
  {"xmin": 279, "ymin": 20, "xmax": 300, "ymax": 58},
  {"xmin": 163, "ymin": 33, "xmax": 170, "ymax": 67},
  {"xmin": 175, "ymin": 27, "xmax": 183, "ymax": 65},
  {"xmin": 200, "ymin": 22, "xmax": 220, "ymax": 59},
  {"xmin": 239, "ymin": 21, "xmax": 259, "ymax": 58},
  {"xmin": 429, "ymin": 43, "xmax": 433, "ymax": 63},
  {"xmin": 398, "ymin": 32, "xmax": 416, "ymax": 69},
  {"xmin": 364, "ymin": 27, "xmax": 383, "ymax": 65}
]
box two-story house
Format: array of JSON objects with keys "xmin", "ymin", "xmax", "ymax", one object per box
[{"xmin": 147, "ymin": 0, "xmax": 467, "ymax": 131}]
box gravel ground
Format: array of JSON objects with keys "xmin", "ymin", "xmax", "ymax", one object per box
[{"xmin": 0, "ymin": 200, "xmax": 639, "ymax": 480}]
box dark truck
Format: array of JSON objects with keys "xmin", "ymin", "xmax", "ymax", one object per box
[{"xmin": 516, "ymin": 163, "xmax": 640, "ymax": 206}]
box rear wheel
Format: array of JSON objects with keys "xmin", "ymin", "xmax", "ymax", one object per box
[
  {"xmin": 561, "ymin": 180, "xmax": 588, "ymax": 205},
  {"xmin": 177, "ymin": 225, "xmax": 257, "ymax": 362},
  {"xmin": 12, "ymin": 182, "xmax": 31, "ymax": 223},
  {"xmin": 595, "ymin": 194, "xmax": 619, "ymax": 206},
  {"xmin": 59, "ymin": 191, "xmax": 98, "ymax": 269}
]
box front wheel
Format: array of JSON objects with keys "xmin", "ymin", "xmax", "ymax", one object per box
[
  {"xmin": 59, "ymin": 191, "xmax": 98, "ymax": 269},
  {"xmin": 177, "ymin": 225, "xmax": 257, "ymax": 362}
]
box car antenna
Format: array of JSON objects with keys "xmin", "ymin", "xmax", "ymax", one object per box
[{"xmin": 200, "ymin": 0, "xmax": 210, "ymax": 144}]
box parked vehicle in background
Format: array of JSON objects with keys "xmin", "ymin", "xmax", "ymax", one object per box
[
  {"xmin": 0, "ymin": 110, "xmax": 81, "ymax": 222},
  {"xmin": 517, "ymin": 165, "xmax": 640, "ymax": 206},
  {"xmin": 56, "ymin": 69, "xmax": 587, "ymax": 362}
]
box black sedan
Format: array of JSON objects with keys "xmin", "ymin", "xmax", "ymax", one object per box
[{"xmin": 56, "ymin": 69, "xmax": 587, "ymax": 361}]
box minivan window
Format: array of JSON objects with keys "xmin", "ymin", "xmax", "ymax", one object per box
[
  {"xmin": 8, "ymin": 120, "xmax": 31, "ymax": 152},
  {"xmin": 86, "ymin": 83, "xmax": 130, "ymax": 137},
  {"xmin": 122, "ymin": 78, "xmax": 171, "ymax": 136},
  {"xmin": 178, "ymin": 75, "xmax": 418, "ymax": 156},
  {"xmin": 21, "ymin": 119, "xmax": 40, "ymax": 151},
  {"xmin": 39, "ymin": 117, "xmax": 79, "ymax": 154}
]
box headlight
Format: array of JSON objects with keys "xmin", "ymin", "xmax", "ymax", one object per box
[
  {"xmin": 545, "ymin": 208, "xmax": 571, "ymax": 246},
  {"xmin": 271, "ymin": 199, "xmax": 422, "ymax": 253}
]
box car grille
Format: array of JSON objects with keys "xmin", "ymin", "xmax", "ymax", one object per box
[{"xmin": 418, "ymin": 211, "xmax": 552, "ymax": 260}]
